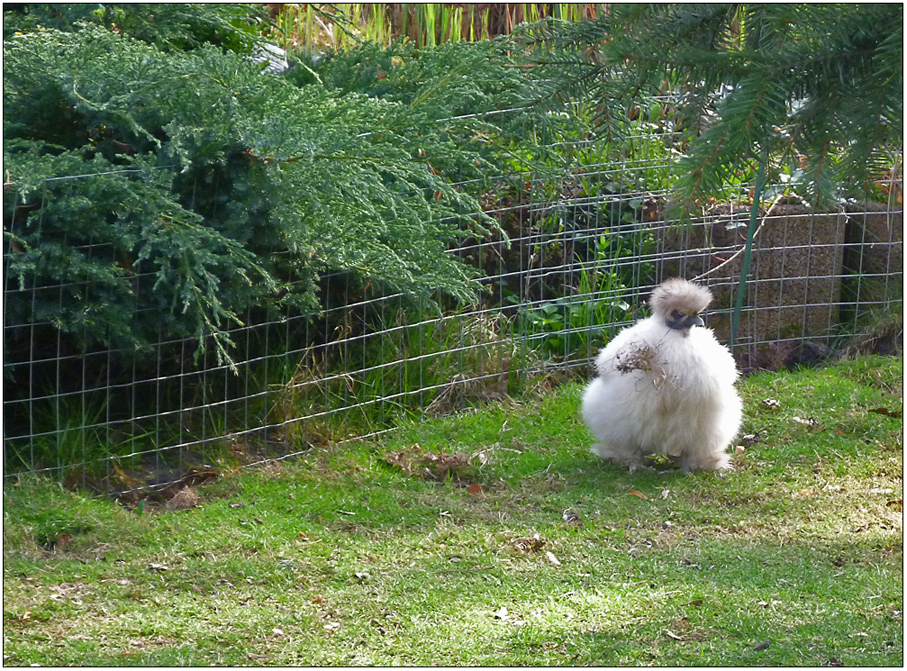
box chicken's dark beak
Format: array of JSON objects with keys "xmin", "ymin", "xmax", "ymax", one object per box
[{"xmin": 667, "ymin": 312, "xmax": 705, "ymax": 334}]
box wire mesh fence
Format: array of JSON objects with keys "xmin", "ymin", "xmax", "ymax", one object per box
[{"xmin": 4, "ymin": 119, "xmax": 902, "ymax": 496}]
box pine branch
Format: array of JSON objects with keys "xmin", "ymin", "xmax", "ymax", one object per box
[{"xmin": 523, "ymin": 3, "xmax": 902, "ymax": 210}]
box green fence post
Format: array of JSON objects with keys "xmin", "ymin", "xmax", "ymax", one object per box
[{"xmin": 729, "ymin": 147, "xmax": 769, "ymax": 351}]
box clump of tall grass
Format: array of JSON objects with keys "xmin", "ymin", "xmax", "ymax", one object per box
[
  {"xmin": 269, "ymin": 307, "xmax": 539, "ymax": 446},
  {"xmin": 268, "ymin": 3, "xmax": 599, "ymax": 53},
  {"xmin": 2, "ymin": 393, "xmax": 161, "ymax": 490}
]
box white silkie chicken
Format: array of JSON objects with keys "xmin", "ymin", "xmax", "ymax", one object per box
[{"xmin": 581, "ymin": 278, "xmax": 743, "ymax": 472}]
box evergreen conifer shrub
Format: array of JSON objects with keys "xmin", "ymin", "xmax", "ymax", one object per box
[{"xmin": 4, "ymin": 18, "xmax": 501, "ymax": 365}]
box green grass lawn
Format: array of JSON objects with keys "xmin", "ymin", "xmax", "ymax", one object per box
[{"xmin": 3, "ymin": 355, "xmax": 902, "ymax": 666}]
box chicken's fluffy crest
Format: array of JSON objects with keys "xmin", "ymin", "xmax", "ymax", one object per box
[{"xmin": 650, "ymin": 277, "xmax": 713, "ymax": 318}]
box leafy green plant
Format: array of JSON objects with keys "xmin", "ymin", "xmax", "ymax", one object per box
[
  {"xmin": 516, "ymin": 209, "xmax": 656, "ymax": 360},
  {"xmin": 519, "ymin": 268, "xmax": 631, "ymax": 359}
]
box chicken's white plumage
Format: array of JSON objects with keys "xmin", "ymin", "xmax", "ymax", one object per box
[{"xmin": 581, "ymin": 278, "xmax": 742, "ymax": 472}]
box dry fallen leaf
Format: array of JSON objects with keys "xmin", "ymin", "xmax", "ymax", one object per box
[
  {"xmin": 112, "ymin": 462, "xmax": 138, "ymax": 488},
  {"xmin": 665, "ymin": 630, "xmax": 683, "ymax": 641},
  {"xmin": 166, "ymin": 486, "xmax": 200, "ymax": 511},
  {"xmin": 50, "ymin": 533, "xmax": 72, "ymax": 552},
  {"xmin": 869, "ymin": 406, "xmax": 902, "ymax": 419},
  {"xmin": 468, "ymin": 483, "xmax": 483, "ymax": 496},
  {"xmin": 762, "ymin": 399, "xmax": 781, "ymax": 410},
  {"xmin": 384, "ymin": 444, "xmax": 472, "ymax": 480},
  {"xmin": 8, "ymin": 610, "xmax": 32, "ymax": 624},
  {"xmin": 562, "ymin": 507, "xmax": 584, "ymax": 524},
  {"xmin": 628, "ymin": 488, "xmax": 648, "ymax": 500},
  {"xmin": 512, "ymin": 534, "xmax": 545, "ymax": 553},
  {"xmin": 384, "ymin": 450, "xmax": 412, "ymax": 474},
  {"xmin": 423, "ymin": 451, "xmax": 472, "ymax": 478},
  {"xmin": 545, "ymin": 550, "xmax": 561, "ymax": 567},
  {"xmin": 792, "ymin": 416, "xmax": 821, "ymax": 428}
]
